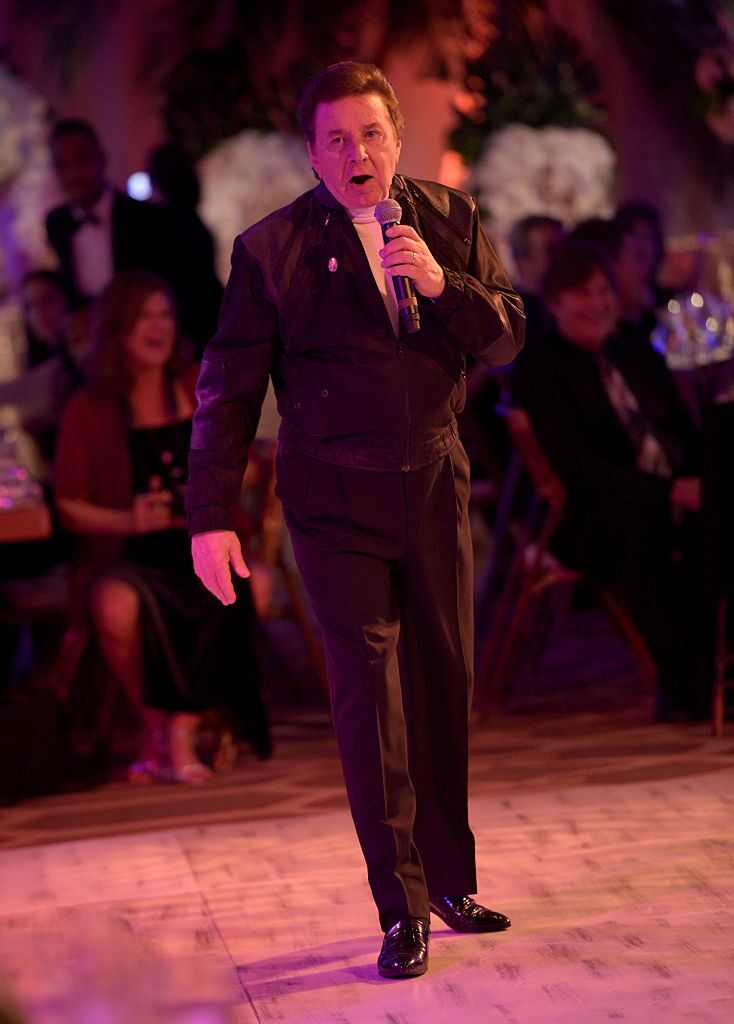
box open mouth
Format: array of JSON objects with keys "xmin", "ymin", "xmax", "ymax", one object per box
[{"xmin": 350, "ymin": 174, "xmax": 372, "ymax": 185}]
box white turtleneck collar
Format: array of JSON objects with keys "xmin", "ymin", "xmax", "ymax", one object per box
[
  {"xmin": 347, "ymin": 205, "xmax": 398, "ymax": 335},
  {"xmin": 348, "ymin": 206, "xmax": 377, "ymax": 224}
]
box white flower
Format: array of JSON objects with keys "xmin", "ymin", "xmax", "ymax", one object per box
[
  {"xmin": 198, "ymin": 131, "xmax": 315, "ymax": 282},
  {"xmin": 470, "ymin": 124, "xmax": 616, "ymax": 246},
  {"xmin": 0, "ymin": 64, "xmax": 60, "ymax": 299}
]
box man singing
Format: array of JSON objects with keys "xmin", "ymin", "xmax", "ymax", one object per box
[{"xmin": 187, "ymin": 61, "xmax": 524, "ymax": 979}]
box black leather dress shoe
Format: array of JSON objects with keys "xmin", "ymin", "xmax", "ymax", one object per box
[
  {"xmin": 377, "ymin": 918, "xmax": 430, "ymax": 978},
  {"xmin": 430, "ymin": 895, "xmax": 511, "ymax": 933}
]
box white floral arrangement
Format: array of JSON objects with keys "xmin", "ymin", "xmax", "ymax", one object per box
[
  {"xmin": 198, "ymin": 130, "xmax": 315, "ymax": 283},
  {"xmin": 0, "ymin": 64, "xmax": 60, "ymax": 300},
  {"xmin": 470, "ymin": 123, "xmax": 616, "ymax": 254}
]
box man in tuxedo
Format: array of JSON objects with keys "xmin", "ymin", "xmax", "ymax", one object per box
[
  {"xmin": 46, "ymin": 120, "xmax": 168, "ymax": 304},
  {"xmin": 508, "ymin": 214, "xmax": 565, "ymax": 350},
  {"xmin": 186, "ymin": 62, "xmax": 524, "ymax": 978},
  {"xmin": 46, "ymin": 120, "xmax": 220, "ymax": 352}
]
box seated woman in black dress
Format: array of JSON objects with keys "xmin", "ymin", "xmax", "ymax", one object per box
[{"xmin": 54, "ymin": 270, "xmax": 269, "ymax": 781}]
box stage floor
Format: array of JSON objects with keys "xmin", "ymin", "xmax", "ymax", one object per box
[{"xmin": 1, "ymin": 611, "xmax": 733, "ymax": 1023}]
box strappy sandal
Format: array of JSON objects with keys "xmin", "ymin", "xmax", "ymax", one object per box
[{"xmin": 172, "ymin": 761, "xmax": 214, "ymax": 784}]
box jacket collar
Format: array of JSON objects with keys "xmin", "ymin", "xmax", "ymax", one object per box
[
  {"xmin": 311, "ymin": 177, "xmax": 415, "ymax": 337},
  {"xmin": 313, "ymin": 179, "xmax": 341, "ymax": 209}
]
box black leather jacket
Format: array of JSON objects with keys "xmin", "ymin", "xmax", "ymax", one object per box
[{"xmin": 187, "ymin": 175, "xmax": 524, "ymax": 534}]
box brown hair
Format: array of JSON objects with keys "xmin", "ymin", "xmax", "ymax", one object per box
[
  {"xmin": 87, "ymin": 270, "xmax": 187, "ymax": 403},
  {"xmin": 542, "ymin": 240, "xmax": 618, "ymax": 304},
  {"xmin": 569, "ymin": 218, "xmax": 627, "ymax": 261},
  {"xmin": 297, "ymin": 62, "xmax": 404, "ymax": 143}
]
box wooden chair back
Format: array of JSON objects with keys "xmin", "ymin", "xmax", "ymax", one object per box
[
  {"xmin": 504, "ymin": 407, "xmax": 567, "ymax": 520},
  {"xmin": 474, "ymin": 406, "xmax": 656, "ymax": 718}
]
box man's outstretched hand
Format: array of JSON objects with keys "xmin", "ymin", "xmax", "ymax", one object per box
[{"xmin": 191, "ymin": 530, "xmax": 250, "ymax": 605}]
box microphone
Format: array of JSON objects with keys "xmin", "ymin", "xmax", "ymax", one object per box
[{"xmin": 374, "ymin": 198, "xmax": 421, "ymax": 334}]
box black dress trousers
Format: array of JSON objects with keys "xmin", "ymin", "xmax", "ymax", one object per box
[{"xmin": 276, "ymin": 441, "xmax": 477, "ymax": 930}]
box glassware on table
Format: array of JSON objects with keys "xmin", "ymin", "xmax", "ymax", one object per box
[
  {"xmin": 652, "ymin": 290, "xmax": 734, "ymax": 370},
  {"xmin": 0, "ymin": 405, "xmax": 44, "ymax": 511}
]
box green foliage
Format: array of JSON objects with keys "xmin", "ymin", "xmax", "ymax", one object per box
[
  {"xmin": 160, "ymin": 45, "xmax": 309, "ymax": 160},
  {"xmin": 145, "ymin": 0, "xmax": 491, "ymax": 159},
  {"xmin": 449, "ymin": 4, "xmax": 606, "ymax": 165},
  {"xmin": 11, "ymin": 0, "xmax": 117, "ymax": 92},
  {"xmin": 602, "ymin": 0, "xmax": 729, "ymax": 119},
  {"xmin": 11, "ymin": 0, "xmax": 493, "ymax": 159},
  {"xmin": 602, "ymin": 0, "xmax": 726, "ymax": 85}
]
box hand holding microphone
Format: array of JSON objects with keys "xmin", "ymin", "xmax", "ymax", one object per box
[{"xmin": 374, "ymin": 199, "xmax": 446, "ymax": 335}]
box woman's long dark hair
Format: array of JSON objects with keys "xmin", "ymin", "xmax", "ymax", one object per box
[{"xmin": 87, "ymin": 270, "xmax": 189, "ymax": 409}]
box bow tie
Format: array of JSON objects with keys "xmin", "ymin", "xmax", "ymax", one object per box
[{"xmin": 72, "ymin": 210, "xmax": 101, "ymax": 227}]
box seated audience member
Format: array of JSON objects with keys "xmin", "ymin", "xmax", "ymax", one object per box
[
  {"xmin": 615, "ymin": 201, "xmax": 670, "ymax": 306},
  {"xmin": 0, "ymin": 272, "xmax": 85, "ymax": 686},
  {"xmin": 146, "ymin": 141, "xmax": 223, "ymax": 356},
  {"xmin": 511, "ymin": 240, "xmax": 706, "ymax": 722},
  {"xmin": 0, "ymin": 271, "xmax": 85, "ymax": 470},
  {"xmin": 22, "ymin": 269, "xmax": 71, "ymax": 368},
  {"xmin": 53, "ymin": 270, "xmax": 270, "ymax": 782},
  {"xmin": 508, "ymin": 215, "xmax": 565, "ymax": 349},
  {"xmin": 571, "ymin": 214, "xmax": 692, "ymax": 411},
  {"xmin": 570, "ymin": 216, "xmax": 657, "ymax": 341}
]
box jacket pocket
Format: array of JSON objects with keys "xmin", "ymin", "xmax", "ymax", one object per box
[{"xmin": 450, "ymin": 368, "xmax": 467, "ymax": 415}]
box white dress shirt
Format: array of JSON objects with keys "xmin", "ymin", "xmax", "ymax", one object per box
[{"xmin": 71, "ymin": 187, "xmax": 115, "ymax": 297}]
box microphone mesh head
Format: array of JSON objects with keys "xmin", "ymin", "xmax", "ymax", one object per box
[{"xmin": 374, "ymin": 198, "xmax": 402, "ymax": 226}]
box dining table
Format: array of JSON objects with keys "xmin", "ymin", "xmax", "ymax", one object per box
[{"xmin": 0, "ymin": 500, "xmax": 52, "ymax": 544}]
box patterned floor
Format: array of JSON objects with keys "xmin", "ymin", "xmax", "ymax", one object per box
[{"xmin": 1, "ymin": 609, "xmax": 733, "ymax": 1022}]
